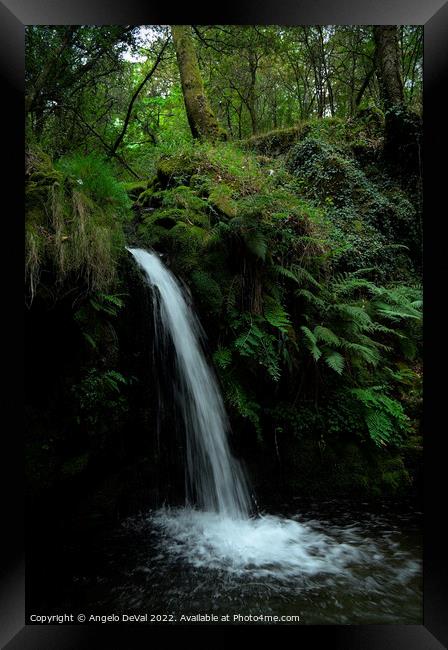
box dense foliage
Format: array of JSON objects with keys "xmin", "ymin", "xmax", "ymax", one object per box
[{"xmin": 25, "ymin": 25, "xmax": 422, "ymax": 503}]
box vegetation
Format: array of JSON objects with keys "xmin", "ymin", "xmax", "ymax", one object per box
[{"xmin": 25, "ymin": 25, "xmax": 422, "ymax": 504}]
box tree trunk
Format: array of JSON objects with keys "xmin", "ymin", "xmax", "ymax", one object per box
[
  {"xmin": 373, "ymin": 25, "xmax": 421, "ymax": 181},
  {"xmin": 373, "ymin": 25, "xmax": 404, "ymax": 110},
  {"xmin": 171, "ymin": 25, "xmax": 225, "ymax": 141},
  {"xmin": 246, "ymin": 53, "xmax": 258, "ymax": 135}
]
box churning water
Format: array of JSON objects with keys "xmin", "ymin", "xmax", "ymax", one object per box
[{"xmin": 124, "ymin": 248, "xmax": 422, "ymax": 622}]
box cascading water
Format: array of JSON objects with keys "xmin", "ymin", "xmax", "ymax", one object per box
[
  {"xmin": 127, "ymin": 247, "xmax": 251, "ymax": 518},
  {"xmin": 124, "ymin": 247, "xmax": 421, "ymax": 618}
]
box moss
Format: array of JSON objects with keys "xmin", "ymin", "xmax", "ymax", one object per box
[
  {"xmin": 152, "ymin": 209, "xmax": 180, "ymax": 230},
  {"xmin": 208, "ymin": 183, "xmax": 237, "ymax": 218},
  {"xmin": 378, "ymin": 455, "xmax": 411, "ymax": 495},
  {"xmin": 156, "ymin": 154, "xmax": 199, "ymax": 188},
  {"xmin": 136, "ymin": 188, "xmax": 155, "ymax": 208},
  {"xmin": 286, "ymin": 137, "xmax": 420, "ymax": 275},
  {"xmin": 121, "ymin": 180, "xmax": 149, "ymax": 200},
  {"xmin": 191, "ymin": 270, "xmax": 223, "ymax": 316},
  {"xmin": 166, "ymin": 222, "xmax": 208, "ymax": 273},
  {"xmin": 137, "ymin": 222, "xmax": 168, "ymax": 248},
  {"xmin": 242, "ymin": 125, "xmax": 309, "ymax": 156},
  {"xmin": 171, "ymin": 26, "xmax": 225, "ymax": 142},
  {"xmin": 158, "ymin": 185, "xmax": 210, "ymax": 214}
]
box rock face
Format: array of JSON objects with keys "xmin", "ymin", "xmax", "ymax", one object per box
[{"xmin": 25, "ymin": 250, "xmax": 187, "ymax": 518}]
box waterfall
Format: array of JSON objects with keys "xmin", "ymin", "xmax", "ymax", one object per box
[
  {"xmin": 125, "ymin": 249, "xmax": 419, "ymax": 599},
  {"xmin": 127, "ymin": 248, "xmax": 251, "ymax": 519}
]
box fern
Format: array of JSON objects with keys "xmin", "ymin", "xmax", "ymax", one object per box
[
  {"xmin": 82, "ymin": 332, "xmax": 97, "ymax": 350},
  {"xmin": 89, "ymin": 292, "xmax": 125, "ymax": 317},
  {"xmin": 331, "ymin": 303, "xmax": 375, "ymax": 332},
  {"xmin": 234, "ymin": 321, "xmax": 264, "ymax": 357},
  {"xmin": 103, "ymin": 370, "xmax": 127, "ymax": 392},
  {"xmin": 223, "ymin": 376, "xmax": 262, "ymax": 438},
  {"xmin": 333, "ymin": 276, "xmax": 379, "ymax": 297},
  {"xmin": 351, "ymin": 387, "xmax": 410, "ymax": 446},
  {"xmin": 301, "ymin": 326, "xmax": 322, "ymax": 361},
  {"xmin": 264, "ymin": 296, "xmax": 292, "ymax": 334},
  {"xmin": 244, "ymin": 229, "xmax": 267, "ymax": 261},
  {"xmin": 340, "ymin": 340, "xmax": 380, "ymax": 366},
  {"xmin": 274, "ymin": 264, "xmax": 322, "ymax": 290},
  {"xmin": 314, "ymin": 325, "xmax": 340, "ymax": 346},
  {"xmin": 296, "ymin": 288, "xmax": 326, "ymax": 309},
  {"xmin": 232, "ymin": 314, "xmax": 282, "ymax": 381},
  {"xmin": 213, "ymin": 346, "xmax": 232, "ymax": 369},
  {"xmin": 324, "ymin": 350, "xmax": 345, "ymax": 374}
]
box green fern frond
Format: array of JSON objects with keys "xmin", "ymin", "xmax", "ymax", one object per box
[
  {"xmin": 213, "ymin": 346, "xmax": 232, "ymax": 369},
  {"xmin": 264, "ymin": 297, "xmax": 292, "ymax": 334},
  {"xmin": 324, "ymin": 350, "xmax": 345, "ymax": 375},
  {"xmin": 333, "ymin": 277, "xmax": 379, "ymax": 297},
  {"xmin": 351, "ymin": 387, "xmax": 410, "ymax": 446},
  {"xmin": 301, "ymin": 326, "xmax": 322, "ymax": 361},
  {"xmin": 244, "ymin": 229, "xmax": 267, "ymax": 261},
  {"xmin": 339, "ymin": 340, "xmax": 380, "ymax": 365},
  {"xmin": 274, "ymin": 264, "xmax": 322, "ymax": 290},
  {"xmin": 314, "ymin": 325, "xmax": 340, "ymax": 346},
  {"xmin": 332, "ymin": 303, "xmax": 375, "ymax": 331},
  {"xmin": 296, "ymin": 288, "xmax": 326, "ymax": 309}
]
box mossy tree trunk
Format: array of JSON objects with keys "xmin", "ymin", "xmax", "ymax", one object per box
[
  {"xmin": 171, "ymin": 25, "xmax": 226, "ymax": 142},
  {"xmin": 373, "ymin": 25, "xmax": 404, "ymax": 110},
  {"xmin": 373, "ymin": 25, "xmax": 421, "ymax": 177}
]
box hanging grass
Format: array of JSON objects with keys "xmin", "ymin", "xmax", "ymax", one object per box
[{"xmin": 25, "ymin": 150, "xmax": 131, "ymax": 303}]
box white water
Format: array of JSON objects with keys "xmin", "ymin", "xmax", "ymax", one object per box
[
  {"xmin": 128, "ymin": 247, "xmax": 251, "ymax": 518},
  {"xmin": 127, "ymin": 248, "xmax": 420, "ymax": 588},
  {"xmin": 150, "ymin": 507, "xmax": 365, "ymax": 578}
]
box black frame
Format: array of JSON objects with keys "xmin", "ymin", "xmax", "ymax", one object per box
[{"xmin": 2, "ymin": 0, "xmax": 447, "ymax": 647}]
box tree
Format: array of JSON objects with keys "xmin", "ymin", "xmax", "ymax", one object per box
[
  {"xmin": 373, "ymin": 25, "xmax": 422, "ymax": 178},
  {"xmin": 373, "ymin": 25, "xmax": 404, "ymax": 110},
  {"xmin": 171, "ymin": 25, "xmax": 225, "ymax": 141},
  {"xmin": 110, "ymin": 38, "xmax": 169, "ymax": 155}
]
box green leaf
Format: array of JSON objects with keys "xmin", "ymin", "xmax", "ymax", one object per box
[
  {"xmin": 314, "ymin": 325, "xmax": 340, "ymax": 346},
  {"xmin": 82, "ymin": 332, "xmax": 97, "ymax": 349},
  {"xmin": 264, "ymin": 297, "xmax": 291, "ymax": 334},
  {"xmin": 301, "ymin": 326, "xmax": 322, "ymax": 361},
  {"xmin": 324, "ymin": 350, "xmax": 345, "ymax": 374}
]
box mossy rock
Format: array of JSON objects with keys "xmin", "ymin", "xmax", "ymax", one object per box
[
  {"xmin": 136, "ymin": 188, "xmax": 156, "ymax": 208},
  {"xmin": 191, "ymin": 269, "xmax": 223, "ymax": 316},
  {"xmin": 208, "ymin": 183, "xmax": 237, "ymax": 218},
  {"xmin": 26, "ymin": 166, "xmax": 65, "ymax": 209},
  {"xmin": 156, "ymin": 154, "xmax": 200, "ymax": 189},
  {"xmin": 157, "ymin": 185, "xmax": 210, "ymax": 214},
  {"xmin": 165, "ymin": 222, "xmax": 208, "ymax": 273},
  {"xmin": 378, "ymin": 455, "xmax": 412, "ymax": 495},
  {"xmin": 152, "ymin": 209, "xmax": 180, "ymax": 230},
  {"xmin": 26, "ymin": 150, "xmax": 128, "ymax": 298},
  {"xmin": 242, "ymin": 125, "xmax": 309, "ymax": 156},
  {"xmin": 122, "ymin": 180, "xmax": 149, "ymax": 200},
  {"xmin": 137, "ymin": 221, "xmax": 169, "ymax": 248},
  {"xmin": 189, "ymin": 173, "xmax": 211, "ymax": 197}
]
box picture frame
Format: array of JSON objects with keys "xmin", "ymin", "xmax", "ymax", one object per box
[{"xmin": 2, "ymin": 0, "xmax": 446, "ymax": 647}]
